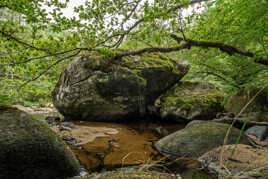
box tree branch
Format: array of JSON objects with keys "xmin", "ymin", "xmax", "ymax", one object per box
[
  {"xmin": 114, "ymin": 43, "xmax": 191, "ymax": 59},
  {"xmin": 18, "ymin": 50, "xmax": 82, "ymax": 89},
  {"xmin": 97, "ymin": 0, "xmax": 205, "ymax": 48},
  {"xmin": 0, "ymin": 47, "xmax": 93, "ymax": 66},
  {"xmin": 0, "ymin": 30, "xmax": 51, "ymax": 54},
  {"xmin": 170, "ymin": 34, "xmax": 268, "ymax": 66},
  {"xmin": 173, "ymin": 0, "xmax": 211, "ymax": 11}
]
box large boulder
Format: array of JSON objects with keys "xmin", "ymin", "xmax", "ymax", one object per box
[
  {"xmin": 199, "ymin": 144, "xmax": 268, "ymax": 178},
  {"xmin": 72, "ymin": 171, "xmax": 181, "ymax": 179},
  {"xmin": 52, "ymin": 52, "xmax": 188, "ymax": 121},
  {"xmin": 0, "ymin": 104, "xmax": 80, "ymax": 179},
  {"xmin": 155, "ymin": 82, "xmax": 225, "ymax": 122},
  {"xmin": 154, "ymin": 121, "xmax": 249, "ymax": 158},
  {"xmin": 225, "ymin": 87, "xmax": 268, "ymax": 114}
]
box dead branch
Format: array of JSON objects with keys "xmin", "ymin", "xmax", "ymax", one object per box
[{"xmin": 213, "ymin": 117, "xmax": 268, "ymax": 127}]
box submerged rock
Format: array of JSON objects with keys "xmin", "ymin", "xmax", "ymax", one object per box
[
  {"xmin": 154, "ymin": 121, "xmax": 249, "ymax": 158},
  {"xmin": 52, "ymin": 52, "xmax": 188, "ymax": 121},
  {"xmin": 199, "ymin": 144, "xmax": 268, "ymax": 178},
  {"xmin": 72, "ymin": 171, "xmax": 181, "ymax": 179},
  {"xmin": 155, "ymin": 82, "xmax": 225, "ymax": 122},
  {"xmin": 0, "ymin": 104, "xmax": 80, "ymax": 179}
]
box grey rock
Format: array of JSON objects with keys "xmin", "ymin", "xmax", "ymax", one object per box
[
  {"xmin": 52, "ymin": 53, "xmax": 188, "ymax": 122},
  {"xmin": 59, "ymin": 125, "xmax": 72, "ymax": 131},
  {"xmin": 245, "ymin": 125, "xmax": 268, "ymax": 141},
  {"xmin": 61, "ymin": 121, "xmax": 75, "ymax": 128},
  {"xmin": 154, "ymin": 121, "xmax": 250, "ymax": 159}
]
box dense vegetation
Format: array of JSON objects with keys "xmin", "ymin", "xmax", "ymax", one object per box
[{"xmin": 0, "ymin": 0, "xmax": 267, "ymax": 106}]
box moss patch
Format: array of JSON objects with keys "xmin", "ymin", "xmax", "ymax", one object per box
[
  {"xmin": 0, "ymin": 105, "xmax": 80, "ymax": 179},
  {"xmin": 156, "ymin": 82, "xmax": 225, "ymax": 121}
]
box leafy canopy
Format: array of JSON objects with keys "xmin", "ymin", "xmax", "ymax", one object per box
[{"xmin": 0, "ymin": 0, "xmax": 267, "ymax": 105}]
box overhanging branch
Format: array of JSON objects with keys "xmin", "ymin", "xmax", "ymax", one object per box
[
  {"xmin": 170, "ymin": 34, "xmax": 268, "ymax": 66},
  {"xmin": 0, "ymin": 30, "xmax": 51, "ymax": 54}
]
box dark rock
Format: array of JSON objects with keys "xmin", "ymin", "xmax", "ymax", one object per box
[
  {"xmin": 0, "ymin": 104, "xmax": 80, "ymax": 179},
  {"xmin": 245, "ymin": 125, "xmax": 268, "ymax": 141},
  {"xmin": 225, "ymin": 87, "xmax": 268, "ymax": 114},
  {"xmin": 62, "ymin": 135, "xmax": 78, "ymax": 146},
  {"xmin": 52, "ymin": 52, "xmax": 188, "ymax": 122},
  {"xmin": 45, "ymin": 116, "xmax": 60, "ymax": 126},
  {"xmin": 155, "ymin": 82, "xmax": 225, "ymax": 122},
  {"xmin": 154, "ymin": 121, "xmax": 249, "ymax": 158}
]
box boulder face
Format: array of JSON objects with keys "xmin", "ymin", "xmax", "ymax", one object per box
[
  {"xmin": 225, "ymin": 87, "xmax": 268, "ymax": 114},
  {"xmin": 0, "ymin": 104, "xmax": 80, "ymax": 179},
  {"xmin": 154, "ymin": 121, "xmax": 249, "ymax": 159},
  {"xmin": 52, "ymin": 52, "xmax": 188, "ymax": 121},
  {"xmin": 199, "ymin": 144, "xmax": 268, "ymax": 178},
  {"xmin": 155, "ymin": 82, "xmax": 225, "ymax": 122}
]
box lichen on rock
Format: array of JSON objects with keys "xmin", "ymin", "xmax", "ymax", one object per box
[{"xmin": 52, "ymin": 52, "xmax": 188, "ymax": 121}]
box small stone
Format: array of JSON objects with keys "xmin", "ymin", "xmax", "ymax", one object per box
[
  {"xmin": 61, "ymin": 135, "xmax": 77, "ymax": 146},
  {"xmin": 59, "ymin": 125, "xmax": 72, "ymax": 131},
  {"xmin": 61, "ymin": 121, "xmax": 75, "ymax": 129},
  {"xmin": 245, "ymin": 125, "xmax": 268, "ymax": 141}
]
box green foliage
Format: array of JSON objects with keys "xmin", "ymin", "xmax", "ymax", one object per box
[
  {"xmin": 181, "ymin": 0, "xmax": 268, "ymax": 95},
  {"xmin": 0, "ymin": 0, "xmax": 267, "ymax": 106}
]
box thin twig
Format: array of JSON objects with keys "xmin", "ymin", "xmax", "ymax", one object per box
[
  {"xmin": 0, "ymin": 47, "xmax": 93, "ymax": 66},
  {"xmin": 18, "ymin": 50, "xmax": 82, "ymax": 90},
  {"xmin": 0, "ymin": 30, "xmax": 51, "ymax": 54}
]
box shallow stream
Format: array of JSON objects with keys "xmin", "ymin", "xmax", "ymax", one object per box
[{"xmin": 31, "ymin": 112, "xmax": 216, "ymax": 179}]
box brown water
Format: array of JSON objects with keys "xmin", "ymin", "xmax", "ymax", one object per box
[
  {"xmin": 67, "ymin": 121, "xmax": 185, "ymax": 171},
  {"xmin": 31, "ymin": 112, "xmax": 216, "ymax": 178}
]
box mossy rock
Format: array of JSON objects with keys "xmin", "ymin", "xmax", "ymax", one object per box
[
  {"xmin": 52, "ymin": 52, "xmax": 188, "ymax": 121},
  {"xmin": 225, "ymin": 87, "xmax": 268, "ymax": 114},
  {"xmin": 0, "ymin": 104, "xmax": 80, "ymax": 179},
  {"xmin": 71, "ymin": 171, "xmax": 181, "ymax": 179},
  {"xmin": 155, "ymin": 82, "xmax": 225, "ymax": 122},
  {"xmin": 154, "ymin": 121, "xmax": 250, "ymax": 159}
]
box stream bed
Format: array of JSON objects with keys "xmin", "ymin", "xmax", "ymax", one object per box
[{"xmin": 30, "ymin": 111, "xmax": 216, "ymax": 179}]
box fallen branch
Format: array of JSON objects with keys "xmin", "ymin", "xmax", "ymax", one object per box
[{"xmin": 213, "ymin": 117, "xmax": 268, "ymax": 127}]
